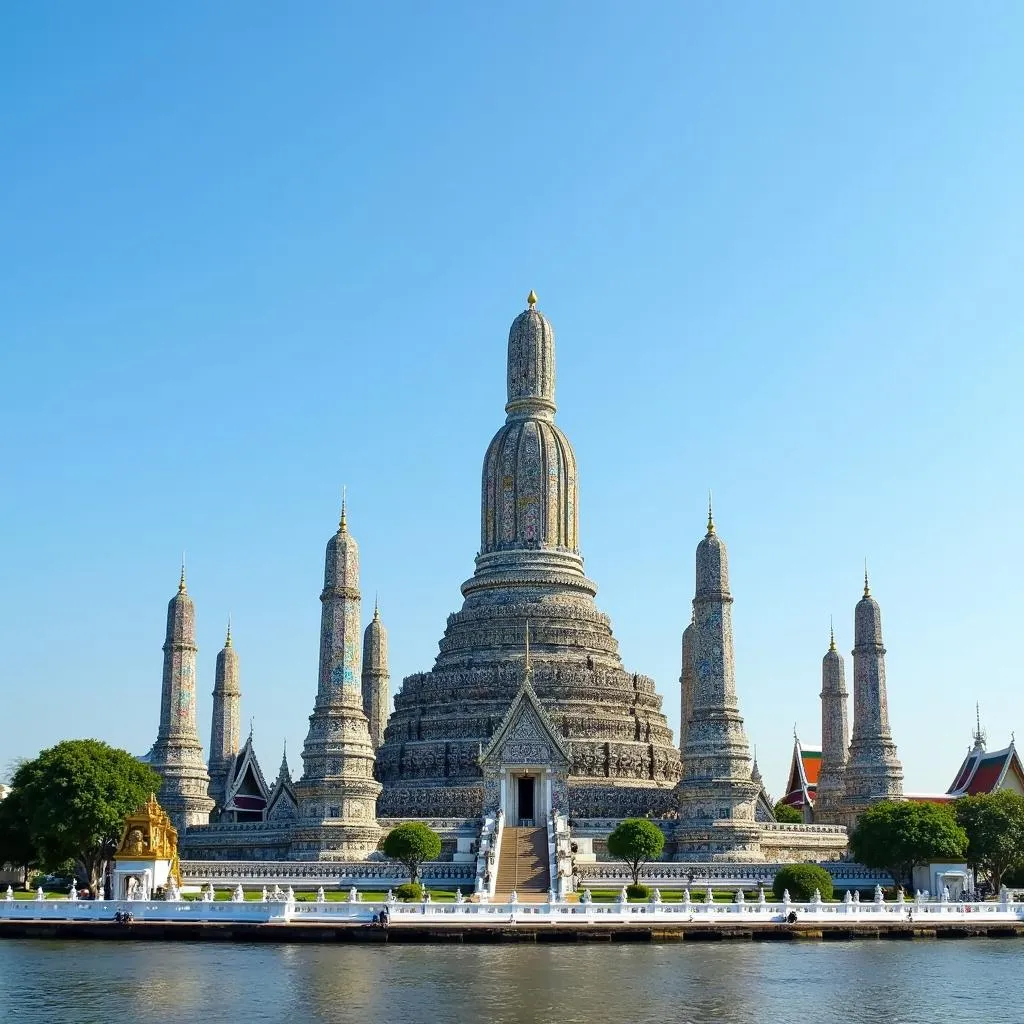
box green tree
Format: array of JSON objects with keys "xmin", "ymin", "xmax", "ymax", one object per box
[
  {"xmin": 606, "ymin": 818, "xmax": 666, "ymax": 887},
  {"xmin": 0, "ymin": 783, "xmax": 40, "ymax": 888},
  {"xmin": 772, "ymin": 863, "xmax": 834, "ymax": 902},
  {"xmin": 382, "ymin": 822, "xmax": 442, "ymax": 883},
  {"xmin": 9, "ymin": 740, "xmax": 161, "ymax": 897},
  {"xmin": 773, "ymin": 800, "xmax": 803, "ymax": 824},
  {"xmin": 955, "ymin": 790, "xmax": 1024, "ymax": 892},
  {"xmin": 850, "ymin": 800, "xmax": 967, "ymax": 889}
]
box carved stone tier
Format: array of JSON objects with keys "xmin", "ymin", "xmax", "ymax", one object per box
[{"xmin": 378, "ymin": 656, "xmax": 681, "ymax": 818}]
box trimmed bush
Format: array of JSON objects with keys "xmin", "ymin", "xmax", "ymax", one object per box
[
  {"xmin": 772, "ymin": 864, "xmax": 834, "ymax": 902},
  {"xmin": 626, "ymin": 884, "xmax": 651, "ymax": 901},
  {"xmin": 606, "ymin": 819, "xmax": 666, "ymax": 886},
  {"xmin": 395, "ymin": 882, "xmax": 424, "ymax": 902},
  {"xmin": 382, "ymin": 823, "xmax": 442, "ymax": 883},
  {"xmin": 773, "ymin": 801, "xmax": 803, "ymax": 824}
]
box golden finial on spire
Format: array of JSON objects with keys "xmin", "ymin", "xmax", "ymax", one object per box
[
  {"xmin": 339, "ymin": 486, "xmax": 348, "ymax": 533},
  {"xmin": 225, "ymin": 616, "xmax": 232, "ymax": 648},
  {"xmin": 527, "ymin": 289, "xmax": 538, "ymax": 309},
  {"xmin": 829, "ymin": 617, "xmax": 836, "ymax": 652},
  {"xmin": 863, "ymin": 559, "xmax": 870, "ymax": 597},
  {"xmin": 178, "ymin": 555, "xmax": 187, "ymax": 594},
  {"xmin": 706, "ymin": 491, "xmax": 715, "ymax": 535}
]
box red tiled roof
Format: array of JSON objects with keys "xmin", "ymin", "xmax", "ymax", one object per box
[
  {"xmin": 967, "ymin": 756, "xmax": 1006, "ymax": 795},
  {"xmin": 802, "ymin": 750, "xmax": 822, "ymax": 787},
  {"xmin": 946, "ymin": 743, "xmax": 1020, "ymax": 797},
  {"xmin": 948, "ymin": 754, "xmax": 975, "ymax": 794},
  {"xmin": 231, "ymin": 794, "xmax": 267, "ymax": 811}
]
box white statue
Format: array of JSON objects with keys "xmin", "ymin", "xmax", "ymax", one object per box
[
  {"xmin": 4, "ymin": 886, "xmax": 12, "ymax": 902},
  {"xmin": 617, "ymin": 887, "xmax": 628, "ymax": 904},
  {"xmin": 68, "ymin": 881, "xmax": 77, "ymax": 901},
  {"xmin": 386, "ymin": 889, "xmax": 395, "ymax": 904},
  {"xmin": 843, "ymin": 890, "xmax": 853, "ymax": 905},
  {"xmin": 874, "ymin": 884, "xmax": 885, "ymax": 905},
  {"xmin": 36, "ymin": 887, "xmax": 44, "ymax": 901},
  {"xmin": 348, "ymin": 886, "xmax": 359, "ymax": 903},
  {"xmin": 896, "ymin": 888, "xmax": 905, "ymax": 905},
  {"xmin": 651, "ymin": 888, "xmax": 662, "ymax": 905},
  {"xmin": 782, "ymin": 889, "xmax": 791, "ymax": 904},
  {"xmin": 682, "ymin": 888, "xmax": 691, "ymax": 905},
  {"xmin": 261, "ymin": 886, "xmax": 268, "ymax": 903},
  {"xmin": 232, "ymin": 885, "xmax": 244, "ymax": 903},
  {"xmin": 581, "ymin": 889, "xmax": 592, "ymax": 904},
  {"xmin": 455, "ymin": 889, "xmax": 465, "ymax": 904},
  {"xmin": 285, "ymin": 886, "xmax": 295, "ymax": 902},
  {"xmin": 735, "ymin": 889, "xmax": 745, "ymax": 905},
  {"xmin": 811, "ymin": 889, "xmax": 822, "ymax": 905},
  {"xmin": 706, "ymin": 886, "xmax": 714, "ymax": 904},
  {"xmin": 316, "ymin": 887, "xmax": 325, "ymax": 904},
  {"xmin": 757, "ymin": 887, "xmax": 766, "ymax": 905},
  {"xmin": 853, "ymin": 890, "xmax": 861, "ymax": 904},
  {"xmin": 942, "ymin": 885, "xmax": 950, "ymax": 903}
]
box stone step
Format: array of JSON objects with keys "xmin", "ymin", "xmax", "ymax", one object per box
[{"xmin": 494, "ymin": 826, "xmax": 550, "ymax": 895}]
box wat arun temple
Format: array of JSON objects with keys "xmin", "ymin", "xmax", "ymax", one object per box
[{"xmin": 146, "ymin": 294, "xmax": 903, "ymax": 867}]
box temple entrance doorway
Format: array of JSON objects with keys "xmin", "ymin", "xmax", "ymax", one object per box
[{"xmin": 516, "ymin": 774, "xmax": 537, "ymax": 826}]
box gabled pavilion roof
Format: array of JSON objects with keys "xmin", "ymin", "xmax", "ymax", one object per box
[
  {"xmin": 781, "ymin": 735, "xmax": 821, "ymax": 809},
  {"xmin": 223, "ymin": 733, "xmax": 271, "ymax": 815},
  {"xmin": 946, "ymin": 738, "xmax": 1024, "ymax": 798}
]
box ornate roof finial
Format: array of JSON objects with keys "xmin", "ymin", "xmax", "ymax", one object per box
[
  {"xmin": 178, "ymin": 554, "xmax": 187, "ymax": 594},
  {"xmin": 829, "ymin": 617, "xmax": 836, "ymax": 652},
  {"xmin": 863, "ymin": 559, "xmax": 870, "ymax": 597},
  {"xmin": 972, "ymin": 702, "xmax": 987, "ymax": 751},
  {"xmin": 374, "ymin": 592, "xmax": 380, "ymax": 621},
  {"xmin": 706, "ymin": 491, "xmax": 715, "ymax": 535},
  {"xmin": 339, "ymin": 486, "xmax": 348, "ymax": 533},
  {"xmin": 527, "ymin": 289, "xmax": 537, "ymax": 309},
  {"xmin": 249, "ymin": 717, "xmax": 254, "ymax": 742},
  {"xmin": 225, "ymin": 616, "xmax": 232, "ymax": 648}
]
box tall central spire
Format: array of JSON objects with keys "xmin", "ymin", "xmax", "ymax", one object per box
[
  {"xmin": 471, "ymin": 294, "xmax": 587, "ymax": 585},
  {"xmin": 376, "ymin": 294, "xmax": 682, "ymax": 819}
]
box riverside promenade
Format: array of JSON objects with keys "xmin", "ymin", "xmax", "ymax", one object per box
[{"xmin": 3, "ymin": 889, "xmax": 1024, "ymax": 943}]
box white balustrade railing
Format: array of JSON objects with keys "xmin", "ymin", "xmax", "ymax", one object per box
[
  {"xmin": 578, "ymin": 861, "xmax": 892, "ymax": 890},
  {"xmin": 549, "ymin": 812, "xmax": 573, "ymax": 900},
  {"xmin": 1, "ymin": 889, "xmax": 1021, "ymax": 926},
  {"xmin": 179, "ymin": 860, "xmax": 474, "ymax": 888},
  {"xmin": 473, "ymin": 809, "xmax": 504, "ymax": 900}
]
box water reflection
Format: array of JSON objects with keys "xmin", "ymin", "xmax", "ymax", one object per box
[{"xmin": 2, "ymin": 940, "xmax": 1024, "ymax": 1024}]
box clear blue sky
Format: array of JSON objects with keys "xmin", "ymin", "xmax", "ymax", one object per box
[{"xmin": 2, "ymin": 3, "xmax": 1022, "ymax": 798}]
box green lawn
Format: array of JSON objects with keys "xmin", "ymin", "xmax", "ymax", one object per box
[
  {"xmin": 180, "ymin": 887, "xmax": 464, "ymax": 903},
  {"xmin": 10, "ymin": 891, "xmax": 81, "ymax": 901},
  {"xmin": 583, "ymin": 888, "xmax": 768, "ymax": 904}
]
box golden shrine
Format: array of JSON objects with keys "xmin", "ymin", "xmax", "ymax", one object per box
[{"xmin": 113, "ymin": 793, "xmax": 181, "ymax": 892}]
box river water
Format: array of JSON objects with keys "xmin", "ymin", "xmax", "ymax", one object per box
[{"xmin": 1, "ymin": 940, "xmax": 1020, "ymax": 1023}]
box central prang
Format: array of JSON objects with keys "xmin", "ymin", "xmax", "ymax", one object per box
[{"xmin": 375, "ymin": 294, "xmax": 682, "ymax": 818}]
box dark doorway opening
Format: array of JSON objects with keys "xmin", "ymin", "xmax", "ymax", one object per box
[{"xmin": 517, "ymin": 776, "xmax": 535, "ymax": 825}]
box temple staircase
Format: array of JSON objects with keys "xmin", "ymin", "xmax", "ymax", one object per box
[{"xmin": 493, "ymin": 826, "xmax": 550, "ymax": 904}]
